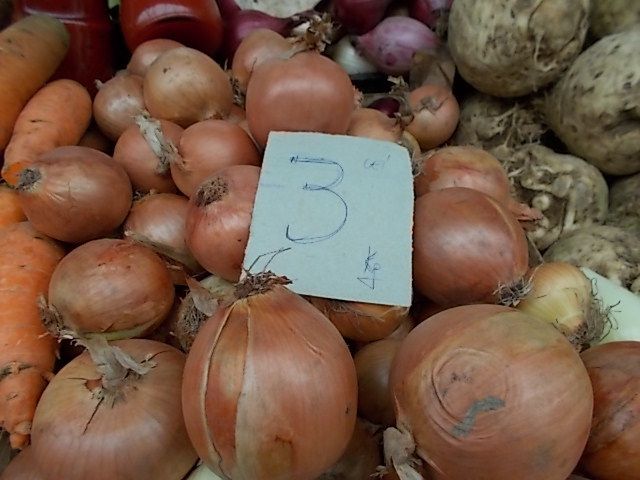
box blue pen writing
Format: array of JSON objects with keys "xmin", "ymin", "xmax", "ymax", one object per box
[{"xmin": 357, "ymin": 246, "xmax": 381, "ymax": 290}]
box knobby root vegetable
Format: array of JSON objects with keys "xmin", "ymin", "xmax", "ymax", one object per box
[
  {"xmin": 544, "ymin": 29, "xmax": 640, "ymax": 175},
  {"xmin": 0, "ymin": 185, "xmax": 25, "ymax": 227},
  {"xmin": 589, "ymin": 0, "xmax": 640, "ymax": 39},
  {"xmin": 0, "ymin": 222, "xmax": 64, "ymax": 449},
  {"xmin": 543, "ymin": 225, "xmax": 640, "ymax": 295},
  {"xmin": 448, "ymin": 0, "xmax": 589, "ymax": 97},
  {"xmin": 0, "ymin": 15, "xmax": 69, "ymax": 150},
  {"xmin": 496, "ymin": 145, "xmax": 609, "ymax": 251},
  {"xmin": 606, "ymin": 172, "xmax": 640, "ymax": 238},
  {"xmin": 2, "ymin": 79, "xmax": 92, "ymax": 186}
]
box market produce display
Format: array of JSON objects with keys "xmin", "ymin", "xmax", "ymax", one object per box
[{"xmin": 0, "ymin": 0, "xmax": 639, "ymax": 479}]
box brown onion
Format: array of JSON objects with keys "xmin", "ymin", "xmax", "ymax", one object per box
[
  {"xmin": 413, "ymin": 146, "xmax": 542, "ymax": 220},
  {"xmin": 172, "ymin": 119, "xmax": 261, "ymax": 197},
  {"xmin": 579, "ymin": 341, "xmax": 640, "ymax": 480},
  {"xmin": 231, "ymin": 28, "xmax": 293, "ymax": 93},
  {"xmin": 354, "ymin": 339, "xmax": 401, "ymax": 427},
  {"xmin": 16, "ymin": 146, "xmax": 132, "ymax": 244},
  {"xmin": 123, "ymin": 192, "xmax": 201, "ymax": 276},
  {"xmin": 0, "ymin": 447, "xmax": 43, "ymax": 480},
  {"xmin": 113, "ymin": 114, "xmax": 182, "ymax": 193},
  {"xmin": 182, "ymin": 273, "xmax": 358, "ymax": 480},
  {"xmin": 185, "ymin": 165, "xmax": 260, "ymax": 282},
  {"xmin": 126, "ymin": 38, "xmax": 184, "ymax": 77},
  {"xmin": 387, "ymin": 304, "xmax": 593, "ymax": 479},
  {"xmin": 30, "ymin": 338, "xmax": 197, "ymax": 480},
  {"xmin": 347, "ymin": 108, "xmax": 402, "ymax": 142},
  {"xmin": 77, "ymin": 125, "xmax": 113, "ymax": 155},
  {"xmin": 144, "ymin": 47, "xmax": 233, "ymax": 128},
  {"xmin": 413, "ymin": 187, "xmax": 529, "ymax": 306},
  {"xmin": 318, "ymin": 418, "xmax": 382, "ymax": 480},
  {"xmin": 93, "ymin": 71, "xmax": 145, "ymax": 141},
  {"xmin": 245, "ymin": 51, "xmax": 356, "ymax": 149},
  {"xmin": 405, "ymin": 83, "xmax": 460, "ymax": 150},
  {"xmin": 307, "ymin": 297, "xmax": 410, "ymax": 343},
  {"xmin": 44, "ymin": 238, "xmax": 175, "ymax": 340}
]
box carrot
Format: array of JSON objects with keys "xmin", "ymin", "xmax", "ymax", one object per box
[
  {"xmin": 0, "ymin": 14, "xmax": 69, "ymax": 151},
  {"xmin": 0, "ymin": 184, "xmax": 25, "ymax": 227},
  {"xmin": 1, "ymin": 79, "xmax": 92, "ymax": 185},
  {"xmin": 0, "ymin": 222, "xmax": 64, "ymax": 449}
]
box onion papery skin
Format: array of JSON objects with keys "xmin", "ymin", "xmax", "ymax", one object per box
[
  {"xmin": 30, "ymin": 340, "xmax": 197, "ymax": 480},
  {"xmin": 47, "ymin": 238, "xmax": 175, "ymax": 339},
  {"xmin": 185, "ymin": 165, "xmax": 260, "ymax": 282},
  {"xmin": 173, "ymin": 119, "xmax": 261, "ymax": 198},
  {"xmin": 93, "ymin": 72, "xmax": 145, "ymax": 142},
  {"xmin": 579, "ymin": 341, "xmax": 640, "ymax": 480},
  {"xmin": 123, "ymin": 193, "xmax": 202, "ymax": 276},
  {"xmin": 412, "ymin": 187, "xmax": 529, "ymax": 306},
  {"xmin": 16, "ymin": 146, "xmax": 132, "ymax": 244},
  {"xmin": 113, "ymin": 119, "xmax": 183, "ymax": 194},
  {"xmin": 307, "ymin": 297, "xmax": 409, "ymax": 342},
  {"xmin": 346, "ymin": 108, "xmax": 401, "ymax": 142},
  {"xmin": 182, "ymin": 282, "xmax": 358, "ymax": 480},
  {"xmin": 390, "ymin": 304, "xmax": 593, "ymax": 480},
  {"xmin": 245, "ymin": 51, "xmax": 356, "ymax": 149}
]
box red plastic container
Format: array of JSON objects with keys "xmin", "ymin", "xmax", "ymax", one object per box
[
  {"xmin": 11, "ymin": 0, "xmax": 116, "ymax": 97},
  {"xmin": 119, "ymin": 0, "xmax": 224, "ymax": 58}
]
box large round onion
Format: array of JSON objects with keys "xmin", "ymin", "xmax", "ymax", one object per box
[
  {"xmin": 413, "ymin": 187, "xmax": 529, "ymax": 306},
  {"xmin": 126, "ymin": 38, "xmax": 184, "ymax": 77},
  {"xmin": 93, "ymin": 71, "xmax": 145, "ymax": 141},
  {"xmin": 245, "ymin": 51, "xmax": 356, "ymax": 148},
  {"xmin": 387, "ymin": 304, "xmax": 593, "ymax": 479},
  {"xmin": 182, "ymin": 274, "xmax": 358, "ymax": 480},
  {"xmin": 16, "ymin": 146, "xmax": 132, "ymax": 244},
  {"xmin": 29, "ymin": 339, "xmax": 197, "ymax": 480},
  {"xmin": 45, "ymin": 238, "xmax": 175, "ymax": 340},
  {"xmin": 172, "ymin": 119, "xmax": 261, "ymax": 198},
  {"xmin": 185, "ymin": 165, "xmax": 260, "ymax": 282},
  {"xmin": 579, "ymin": 341, "xmax": 640, "ymax": 480},
  {"xmin": 113, "ymin": 115, "xmax": 183, "ymax": 194},
  {"xmin": 144, "ymin": 47, "xmax": 233, "ymax": 128}
]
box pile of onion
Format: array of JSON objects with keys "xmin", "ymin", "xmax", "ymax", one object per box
[
  {"xmin": 182, "ymin": 272, "xmax": 358, "ymax": 480},
  {"xmin": 42, "ymin": 238, "xmax": 175, "ymax": 340},
  {"xmin": 185, "ymin": 165, "xmax": 261, "ymax": 282},
  {"xmin": 28, "ymin": 338, "xmax": 197, "ymax": 479},
  {"xmin": 386, "ymin": 304, "xmax": 593, "ymax": 479},
  {"xmin": 413, "ymin": 187, "xmax": 529, "ymax": 306},
  {"xmin": 16, "ymin": 146, "xmax": 132, "ymax": 244},
  {"xmin": 578, "ymin": 341, "xmax": 640, "ymax": 480}
]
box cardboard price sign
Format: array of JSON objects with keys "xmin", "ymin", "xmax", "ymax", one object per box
[{"xmin": 243, "ymin": 132, "xmax": 414, "ymax": 307}]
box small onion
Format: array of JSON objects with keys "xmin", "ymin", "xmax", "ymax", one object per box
[
  {"xmin": 404, "ymin": 83, "xmax": 460, "ymax": 150},
  {"xmin": 93, "ymin": 71, "xmax": 145, "ymax": 141},
  {"xmin": 333, "ymin": 0, "xmax": 395, "ymax": 34},
  {"xmin": 16, "ymin": 146, "xmax": 132, "ymax": 244},
  {"xmin": 307, "ymin": 297, "xmax": 410, "ymax": 343},
  {"xmin": 347, "ymin": 108, "xmax": 402, "ymax": 142},
  {"xmin": 245, "ymin": 51, "xmax": 356, "ymax": 149},
  {"xmin": 123, "ymin": 192, "xmax": 202, "ymax": 278},
  {"xmin": 172, "ymin": 119, "xmax": 261, "ymax": 198},
  {"xmin": 354, "ymin": 339, "xmax": 401, "ymax": 427},
  {"xmin": 30, "ymin": 339, "xmax": 197, "ymax": 480},
  {"xmin": 413, "ymin": 187, "xmax": 529, "ymax": 306},
  {"xmin": 45, "ymin": 238, "xmax": 175, "ymax": 340},
  {"xmin": 185, "ymin": 165, "xmax": 260, "ymax": 282},
  {"xmin": 579, "ymin": 341, "xmax": 640, "ymax": 480},
  {"xmin": 144, "ymin": 47, "xmax": 233, "ymax": 128},
  {"xmin": 182, "ymin": 273, "xmax": 358, "ymax": 480},
  {"xmin": 113, "ymin": 114, "xmax": 183, "ymax": 194},
  {"xmin": 387, "ymin": 304, "xmax": 593, "ymax": 479},
  {"xmin": 126, "ymin": 38, "xmax": 184, "ymax": 77}
]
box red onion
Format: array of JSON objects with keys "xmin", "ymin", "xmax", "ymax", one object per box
[
  {"xmin": 409, "ymin": 0, "xmax": 453, "ymax": 31},
  {"xmin": 367, "ymin": 97, "xmax": 401, "ymax": 117},
  {"xmin": 356, "ymin": 16, "xmax": 439, "ymax": 75},
  {"xmin": 216, "ymin": 0, "xmax": 242, "ymax": 18},
  {"xmin": 333, "ymin": 0, "xmax": 394, "ymax": 35}
]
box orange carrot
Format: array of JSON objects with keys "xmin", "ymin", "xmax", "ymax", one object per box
[
  {"xmin": 0, "ymin": 15, "xmax": 69, "ymax": 150},
  {"xmin": 1, "ymin": 79, "xmax": 92, "ymax": 185},
  {"xmin": 0, "ymin": 222, "xmax": 64, "ymax": 449},
  {"xmin": 0, "ymin": 185, "xmax": 25, "ymax": 227}
]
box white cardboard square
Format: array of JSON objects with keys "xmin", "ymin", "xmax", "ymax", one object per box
[{"xmin": 243, "ymin": 132, "xmax": 414, "ymax": 307}]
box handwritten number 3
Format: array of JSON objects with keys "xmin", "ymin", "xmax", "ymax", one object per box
[{"xmin": 285, "ymin": 155, "xmax": 349, "ymax": 244}]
